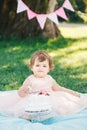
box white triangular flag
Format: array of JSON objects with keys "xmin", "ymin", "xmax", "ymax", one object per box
[
  {"xmin": 36, "ymin": 14, "xmax": 47, "ymax": 29},
  {"xmin": 47, "ymin": 13, "xmax": 59, "ymax": 25},
  {"xmin": 17, "ymin": 0, "xmax": 28, "ymax": 13}
]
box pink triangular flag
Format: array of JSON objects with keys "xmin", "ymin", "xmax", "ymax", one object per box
[
  {"xmin": 55, "ymin": 7, "xmax": 68, "ymax": 20},
  {"xmin": 63, "ymin": 0, "xmax": 74, "ymax": 12},
  {"xmin": 36, "ymin": 14, "xmax": 47, "ymax": 29},
  {"xmin": 17, "ymin": 0, "xmax": 28, "ymax": 13},
  {"xmin": 27, "ymin": 8, "xmax": 37, "ymax": 20},
  {"xmin": 47, "ymin": 13, "xmax": 59, "ymax": 25}
]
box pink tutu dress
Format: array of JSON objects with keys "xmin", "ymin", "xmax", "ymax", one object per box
[{"xmin": 0, "ymin": 75, "xmax": 87, "ymax": 121}]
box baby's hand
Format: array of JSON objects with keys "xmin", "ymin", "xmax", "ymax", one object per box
[
  {"xmin": 71, "ymin": 91, "xmax": 80, "ymax": 97},
  {"xmin": 18, "ymin": 86, "xmax": 29, "ymax": 97},
  {"xmin": 75, "ymin": 92, "xmax": 81, "ymax": 97}
]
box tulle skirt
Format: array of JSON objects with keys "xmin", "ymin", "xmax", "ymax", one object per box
[{"xmin": 0, "ymin": 90, "xmax": 87, "ymax": 121}]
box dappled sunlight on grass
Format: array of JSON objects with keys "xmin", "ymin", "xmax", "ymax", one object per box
[
  {"xmin": 5, "ymin": 46, "xmax": 21, "ymax": 53},
  {"xmin": 70, "ymin": 73, "xmax": 87, "ymax": 80},
  {"xmin": 49, "ymin": 51, "xmax": 58, "ymax": 57},
  {"xmin": 0, "ymin": 64, "xmax": 9, "ymax": 69},
  {"xmin": 0, "ymin": 25, "xmax": 87, "ymax": 92},
  {"xmin": 47, "ymin": 34, "xmax": 87, "ymax": 92},
  {"xmin": 59, "ymin": 24, "xmax": 87, "ymax": 38},
  {"xmin": 56, "ymin": 50, "xmax": 87, "ymax": 68},
  {"xmin": 23, "ymin": 59, "xmax": 30, "ymax": 66},
  {"xmin": 5, "ymin": 81, "xmax": 18, "ymax": 90},
  {"xmin": 49, "ymin": 39, "xmax": 87, "ymax": 68},
  {"xmin": 66, "ymin": 41, "xmax": 87, "ymax": 51},
  {"xmin": 12, "ymin": 46, "xmax": 21, "ymax": 51}
]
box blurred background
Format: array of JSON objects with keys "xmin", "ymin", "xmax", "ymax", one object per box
[
  {"xmin": 0, "ymin": 0, "xmax": 87, "ymax": 38},
  {"xmin": 0, "ymin": 0, "xmax": 87, "ymax": 93}
]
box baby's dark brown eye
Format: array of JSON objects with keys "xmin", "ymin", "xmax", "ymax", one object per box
[
  {"xmin": 43, "ymin": 65, "xmax": 46, "ymax": 67},
  {"xmin": 36, "ymin": 65, "xmax": 39, "ymax": 67}
]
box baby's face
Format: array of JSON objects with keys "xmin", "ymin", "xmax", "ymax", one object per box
[{"xmin": 31, "ymin": 58, "xmax": 50, "ymax": 78}]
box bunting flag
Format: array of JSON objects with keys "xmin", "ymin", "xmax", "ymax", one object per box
[
  {"xmin": 17, "ymin": 0, "xmax": 28, "ymax": 13},
  {"xmin": 36, "ymin": 14, "xmax": 47, "ymax": 29},
  {"xmin": 55, "ymin": 7, "xmax": 68, "ymax": 20},
  {"xmin": 63, "ymin": 0, "xmax": 74, "ymax": 12},
  {"xmin": 27, "ymin": 8, "xmax": 37, "ymax": 20},
  {"xmin": 47, "ymin": 13, "xmax": 59, "ymax": 25},
  {"xmin": 17, "ymin": 0, "xmax": 74, "ymax": 29}
]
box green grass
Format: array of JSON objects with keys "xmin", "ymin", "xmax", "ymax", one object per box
[{"xmin": 0, "ymin": 25, "xmax": 87, "ymax": 93}]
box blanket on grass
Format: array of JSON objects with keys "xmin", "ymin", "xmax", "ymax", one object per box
[{"xmin": 0, "ymin": 91, "xmax": 87, "ymax": 130}]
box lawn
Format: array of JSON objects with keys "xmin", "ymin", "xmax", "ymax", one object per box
[{"xmin": 0, "ymin": 24, "xmax": 87, "ymax": 93}]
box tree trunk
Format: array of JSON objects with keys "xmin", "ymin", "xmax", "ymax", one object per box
[
  {"xmin": 83, "ymin": 0, "xmax": 87, "ymax": 13},
  {"xmin": 43, "ymin": 0, "xmax": 60, "ymax": 38},
  {"xmin": 0, "ymin": 0, "xmax": 60, "ymax": 38}
]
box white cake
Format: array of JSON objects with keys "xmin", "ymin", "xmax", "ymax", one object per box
[{"xmin": 25, "ymin": 93, "xmax": 52, "ymax": 115}]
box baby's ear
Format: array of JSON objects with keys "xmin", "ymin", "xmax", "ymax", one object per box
[
  {"xmin": 29, "ymin": 64, "xmax": 32, "ymax": 70},
  {"xmin": 30, "ymin": 67, "xmax": 33, "ymax": 72}
]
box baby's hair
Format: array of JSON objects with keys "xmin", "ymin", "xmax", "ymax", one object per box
[{"xmin": 29, "ymin": 50, "xmax": 54, "ymax": 70}]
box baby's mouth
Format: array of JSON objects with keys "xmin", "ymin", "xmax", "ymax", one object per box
[{"xmin": 38, "ymin": 71, "xmax": 43, "ymax": 72}]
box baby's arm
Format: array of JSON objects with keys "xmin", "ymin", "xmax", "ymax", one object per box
[
  {"xmin": 18, "ymin": 77, "xmax": 30, "ymax": 97},
  {"xmin": 52, "ymin": 78, "xmax": 80, "ymax": 97},
  {"xmin": 18, "ymin": 86, "xmax": 29, "ymax": 97}
]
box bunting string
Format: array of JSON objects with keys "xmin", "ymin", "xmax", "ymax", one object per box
[{"xmin": 17, "ymin": 0, "xmax": 74, "ymax": 29}]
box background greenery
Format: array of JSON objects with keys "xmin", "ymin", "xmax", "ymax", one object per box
[{"xmin": 0, "ymin": 24, "xmax": 87, "ymax": 93}]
